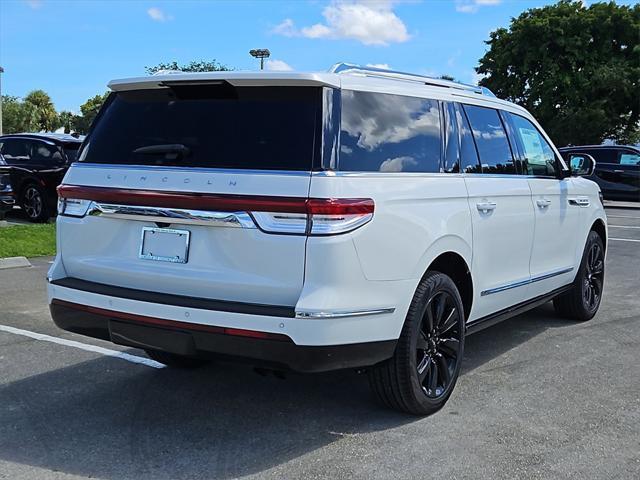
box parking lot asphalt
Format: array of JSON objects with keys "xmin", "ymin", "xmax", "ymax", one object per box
[{"xmin": 1, "ymin": 207, "xmax": 639, "ymax": 480}]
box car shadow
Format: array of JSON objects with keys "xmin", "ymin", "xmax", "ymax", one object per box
[{"xmin": 0, "ymin": 304, "xmax": 576, "ymax": 480}]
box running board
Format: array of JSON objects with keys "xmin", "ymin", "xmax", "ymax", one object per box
[{"xmin": 466, "ymin": 285, "xmax": 572, "ymax": 335}]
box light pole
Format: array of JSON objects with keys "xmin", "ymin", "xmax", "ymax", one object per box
[
  {"xmin": 249, "ymin": 49, "xmax": 270, "ymax": 70},
  {"xmin": 0, "ymin": 66, "xmax": 4, "ymax": 136}
]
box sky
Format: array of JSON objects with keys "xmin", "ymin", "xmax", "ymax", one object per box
[{"xmin": 0, "ymin": 0, "xmax": 634, "ymax": 113}]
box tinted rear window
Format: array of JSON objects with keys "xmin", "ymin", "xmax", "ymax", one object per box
[{"xmin": 78, "ymin": 85, "xmax": 321, "ymax": 170}]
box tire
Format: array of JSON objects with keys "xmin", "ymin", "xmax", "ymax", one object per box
[
  {"xmin": 145, "ymin": 349, "xmax": 208, "ymax": 369},
  {"xmin": 20, "ymin": 183, "xmax": 50, "ymax": 223},
  {"xmin": 553, "ymin": 230, "xmax": 605, "ymax": 321},
  {"xmin": 368, "ymin": 271, "xmax": 466, "ymax": 416}
]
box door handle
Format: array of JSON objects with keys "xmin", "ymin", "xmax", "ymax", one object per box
[
  {"xmin": 613, "ymin": 169, "xmax": 624, "ymax": 173},
  {"xmin": 568, "ymin": 197, "xmax": 590, "ymax": 207},
  {"xmin": 536, "ymin": 199, "xmax": 551, "ymax": 208},
  {"xmin": 476, "ymin": 201, "xmax": 497, "ymax": 213}
]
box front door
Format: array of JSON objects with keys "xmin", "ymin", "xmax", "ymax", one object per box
[
  {"xmin": 461, "ymin": 104, "xmax": 535, "ymax": 321},
  {"xmin": 506, "ymin": 112, "xmax": 583, "ymax": 297}
]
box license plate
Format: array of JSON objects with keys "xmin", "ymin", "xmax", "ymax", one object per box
[{"xmin": 139, "ymin": 227, "xmax": 190, "ymax": 264}]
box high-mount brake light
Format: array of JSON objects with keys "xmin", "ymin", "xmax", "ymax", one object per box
[{"xmin": 57, "ymin": 186, "xmax": 374, "ymax": 235}]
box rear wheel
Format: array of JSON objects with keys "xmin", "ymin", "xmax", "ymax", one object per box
[
  {"xmin": 145, "ymin": 349, "xmax": 208, "ymax": 369},
  {"xmin": 368, "ymin": 271, "xmax": 465, "ymax": 416},
  {"xmin": 553, "ymin": 231, "xmax": 605, "ymax": 321},
  {"xmin": 21, "ymin": 184, "xmax": 49, "ymax": 223}
]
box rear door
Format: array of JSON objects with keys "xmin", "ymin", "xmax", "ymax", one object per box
[
  {"xmin": 461, "ymin": 104, "xmax": 535, "ymax": 320},
  {"xmin": 57, "ymin": 84, "xmax": 322, "ymax": 306},
  {"xmin": 614, "ymin": 149, "xmax": 640, "ymax": 201}
]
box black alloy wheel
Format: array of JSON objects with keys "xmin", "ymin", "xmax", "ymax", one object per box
[
  {"xmin": 416, "ymin": 291, "xmax": 463, "ymax": 399},
  {"xmin": 369, "ymin": 271, "xmax": 466, "ymax": 415},
  {"xmin": 553, "ymin": 230, "xmax": 605, "ymax": 321},
  {"xmin": 582, "ymin": 241, "xmax": 604, "ymax": 312},
  {"xmin": 21, "ymin": 184, "xmax": 49, "ymax": 223}
]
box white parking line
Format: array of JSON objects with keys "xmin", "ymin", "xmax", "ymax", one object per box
[
  {"xmin": 610, "ymin": 238, "xmax": 640, "ymax": 243},
  {"xmin": 0, "ymin": 324, "xmax": 165, "ymax": 369}
]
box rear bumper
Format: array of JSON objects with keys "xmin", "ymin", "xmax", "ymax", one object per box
[{"xmin": 50, "ymin": 300, "xmax": 396, "ymax": 372}]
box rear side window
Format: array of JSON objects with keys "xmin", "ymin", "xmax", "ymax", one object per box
[
  {"xmin": 508, "ymin": 113, "xmax": 558, "ymax": 177},
  {"xmin": 619, "ymin": 151, "xmax": 640, "ymax": 166},
  {"xmin": 463, "ymin": 105, "xmax": 515, "ymax": 174},
  {"xmin": 0, "ymin": 139, "xmax": 31, "ymax": 163},
  {"xmin": 339, "ymin": 90, "xmax": 442, "ymax": 172},
  {"xmin": 78, "ymin": 85, "xmax": 321, "ymax": 171}
]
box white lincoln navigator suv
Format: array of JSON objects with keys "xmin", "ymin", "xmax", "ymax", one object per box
[{"xmin": 48, "ymin": 64, "xmax": 607, "ymax": 415}]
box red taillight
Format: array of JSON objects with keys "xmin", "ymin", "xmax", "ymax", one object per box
[{"xmin": 306, "ymin": 198, "xmax": 374, "ymax": 215}]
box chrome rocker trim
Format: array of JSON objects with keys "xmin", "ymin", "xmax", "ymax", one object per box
[{"xmin": 481, "ymin": 267, "xmax": 574, "ymax": 297}]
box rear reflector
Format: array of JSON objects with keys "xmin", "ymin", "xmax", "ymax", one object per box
[{"xmin": 57, "ymin": 185, "xmax": 374, "ymax": 236}]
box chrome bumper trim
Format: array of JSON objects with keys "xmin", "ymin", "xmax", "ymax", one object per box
[
  {"xmin": 88, "ymin": 202, "xmax": 256, "ymax": 228},
  {"xmin": 295, "ymin": 307, "xmax": 396, "ymax": 319}
]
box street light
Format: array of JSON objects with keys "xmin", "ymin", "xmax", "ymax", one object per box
[
  {"xmin": 249, "ymin": 49, "xmax": 270, "ymax": 70},
  {"xmin": 0, "ymin": 66, "xmax": 4, "ymax": 136}
]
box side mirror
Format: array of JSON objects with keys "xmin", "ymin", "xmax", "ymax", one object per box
[{"xmin": 568, "ymin": 153, "xmax": 596, "ymax": 177}]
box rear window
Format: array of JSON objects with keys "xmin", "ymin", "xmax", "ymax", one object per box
[{"xmin": 78, "ymin": 85, "xmax": 321, "ymax": 170}]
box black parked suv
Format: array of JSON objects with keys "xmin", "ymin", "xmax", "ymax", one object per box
[
  {"xmin": 0, "ymin": 133, "xmax": 84, "ymax": 222},
  {"xmin": 0, "ymin": 155, "xmax": 15, "ymax": 220},
  {"xmin": 559, "ymin": 145, "xmax": 640, "ymax": 202}
]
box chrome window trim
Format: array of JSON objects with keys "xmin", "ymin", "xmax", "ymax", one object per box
[
  {"xmin": 88, "ymin": 202, "xmax": 257, "ymax": 228},
  {"xmin": 481, "ymin": 267, "xmax": 574, "ymax": 296},
  {"xmin": 295, "ymin": 307, "xmax": 396, "ymax": 319}
]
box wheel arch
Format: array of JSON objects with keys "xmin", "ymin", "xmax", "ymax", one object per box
[
  {"xmin": 591, "ymin": 218, "xmax": 607, "ymax": 252},
  {"xmin": 425, "ymin": 252, "xmax": 473, "ymax": 321}
]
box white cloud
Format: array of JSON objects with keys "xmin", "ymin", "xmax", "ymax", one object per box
[
  {"xmin": 455, "ymin": 0, "xmax": 501, "ymax": 14},
  {"xmin": 265, "ymin": 59, "xmax": 294, "ymax": 71},
  {"xmin": 470, "ymin": 70, "xmax": 486, "ymax": 85},
  {"xmin": 272, "ymin": 18, "xmax": 297, "ymax": 37},
  {"xmin": 366, "ymin": 63, "xmax": 391, "ymax": 69},
  {"xmin": 147, "ymin": 7, "xmax": 173, "ymax": 22},
  {"xmin": 25, "ymin": 0, "xmax": 43, "ymax": 8},
  {"xmin": 272, "ymin": 1, "xmax": 410, "ymax": 46}
]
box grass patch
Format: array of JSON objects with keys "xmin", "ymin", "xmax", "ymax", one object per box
[{"xmin": 0, "ymin": 223, "xmax": 56, "ymax": 258}]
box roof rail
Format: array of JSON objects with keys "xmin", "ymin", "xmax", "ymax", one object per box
[
  {"xmin": 329, "ymin": 62, "xmax": 496, "ymax": 98},
  {"xmin": 151, "ymin": 69, "xmax": 185, "ymax": 76}
]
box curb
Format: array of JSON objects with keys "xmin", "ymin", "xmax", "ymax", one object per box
[{"xmin": 0, "ymin": 257, "xmax": 32, "ymax": 270}]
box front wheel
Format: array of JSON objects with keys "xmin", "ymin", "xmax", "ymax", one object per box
[
  {"xmin": 553, "ymin": 230, "xmax": 605, "ymax": 321},
  {"xmin": 368, "ymin": 271, "xmax": 465, "ymax": 416}
]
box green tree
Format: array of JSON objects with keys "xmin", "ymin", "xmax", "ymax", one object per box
[
  {"xmin": 23, "ymin": 90, "xmax": 59, "ymax": 132},
  {"xmin": 74, "ymin": 92, "xmax": 109, "ymax": 134},
  {"xmin": 1, "ymin": 95, "xmax": 38, "ymax": 133},
  {"xmin": 476, "ymin": 1, "xmax": 640, "ymax": 146},
  {"xmin": 58, "ymin": 111, "xmax": 75, "ymax": 134},
  {"xmin": 144, "ymin": 59, "xmax": 231, "ymax": 75}
]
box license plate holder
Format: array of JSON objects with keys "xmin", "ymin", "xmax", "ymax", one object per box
[{"xmin": 139, "ymin": 227, "xmax": 190, "ymax": 264}]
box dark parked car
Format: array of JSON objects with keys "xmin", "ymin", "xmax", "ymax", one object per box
[
  {"xmin": 559, "ymin": 145, "xmax": 640, "ymax": 202},
  {"xmin": 0, "ymin": 133, "xmax": 84, "ymax": 222},
  {"xmin": 0, "ymin": 155, "xmax": 15, "ymax": 220}
]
